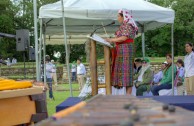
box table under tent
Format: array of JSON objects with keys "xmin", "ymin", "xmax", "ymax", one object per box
[{"xmin": 37, "ymin": 0, "xmax": 175, "ymax": 96}]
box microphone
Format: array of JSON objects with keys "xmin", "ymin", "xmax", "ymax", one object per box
[{"xmin": 90, "ymin": 21, "xmax": 115, "ymax": 36}]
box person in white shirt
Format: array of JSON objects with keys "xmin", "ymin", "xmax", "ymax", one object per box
[
  {"xmin": 7, "ymin": 58, "xmax": 11, "ymax": 67},
  {"xmin": 12, "ymin": 57, "xmax": 17, "ymax": 65},
  {"xmin": 77, "ymin": 58, "xmax": 86, "ymax": 91},
  {"xmin": 153, "ymin": 61, "xmax": 168, "ymax": 84},
  {"xmin": 46, "ymin": 55, "xmax": 54, "ymax": 100},
  {"xmin": 51, "ymin": 60, "xmax": 58, "ymax": 86},
  {"xmin": 184, "ymin": 43, "xmax": 194, "ymax": 95}
]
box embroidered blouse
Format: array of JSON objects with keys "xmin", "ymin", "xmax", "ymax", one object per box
[{"xmin": 115, "ymin": 22, "xmax": 136, "ymax": 39}]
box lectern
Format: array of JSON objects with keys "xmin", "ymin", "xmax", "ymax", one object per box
[{"xmin": 88, "ymin": 34, "xmax": 112, "ymax": 95}]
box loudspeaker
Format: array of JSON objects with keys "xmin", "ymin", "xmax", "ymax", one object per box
[
  {"xmin": 29, "ymin": 47, "xmax": 35, "ymax": 60},
  {"xmin": 16, "ymin": 29, "xmax": 30, "ymax": 51}
]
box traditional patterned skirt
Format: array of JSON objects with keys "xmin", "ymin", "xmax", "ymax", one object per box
[{"xmin": 112, "ymin": 43, "xmax": 134, "ymax": 87}]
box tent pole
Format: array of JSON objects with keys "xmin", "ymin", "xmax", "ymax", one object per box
[
  {"xmin": 43, "ymin": 24, "xmax": 47, "ymax": 86},
  {"xmin": 33, "ymin": 0, "xmax": 40, "ymax": 81},
  {"xmin": 39, "ymin": 19, "xmax": 43, "ymax": 81},
  {"xmin": 60, "ymin": 0, "xmax": 73, "ymax": 97},
  {"xmin": 171, "ymin": 24, "xmax": 174, "ymax": 96},
  {"xmin": 142, "ymin": 25, "xmax": 145, "ymax": 58}
]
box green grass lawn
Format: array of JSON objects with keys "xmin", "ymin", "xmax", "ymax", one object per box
[{"xmin": 47, "ymin": 83, "xmax": 80, "ymax": 116}]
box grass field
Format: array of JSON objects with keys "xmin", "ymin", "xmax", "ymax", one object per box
[{"xmin": 47, "ymin": 83, "xmax": 80, "ymax": 116}]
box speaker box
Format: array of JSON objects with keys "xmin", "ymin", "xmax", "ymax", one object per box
[
  {"xmin": 16, "ymin": 29, "xmax": 30, "ymax": 51},
  {"xmin": 29, "ymin": 47, "xmax": 35, "ymax": 60}
]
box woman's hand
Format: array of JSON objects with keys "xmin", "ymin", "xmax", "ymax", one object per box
[{"xmin": 105, "ymin": 38, "xmax": 113, "ymax": 43}]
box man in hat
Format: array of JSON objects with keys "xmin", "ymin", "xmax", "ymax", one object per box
[{"xmin": 133, "ymin": 58, "xmax": 153, "ymax": 96}]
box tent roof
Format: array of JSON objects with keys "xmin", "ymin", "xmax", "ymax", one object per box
[
  {"xmin": 45, "ymin": 33, "xmax": 142, "ymax": 45},
  {"xmin": 39, "ymin": 0, "xmax": 174, "ymax": 36}
]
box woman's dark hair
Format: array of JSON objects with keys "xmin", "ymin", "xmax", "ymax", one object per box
[
  {"xmin": 77, "ymin": 58, "xmax": 81, "ymax": 62},
  {"xmin": 166, "ymin": 54, "xmax": 172, "ymax": 59},
  {"xmin": 164, "ymin": 54, "xmax": 172, "ymax": 74},
  {"xmin": 186, "ymin": 42, "xmax": 194, "ymax": 52},
  {"xmin": 135, "ymin": 58, "xmax": 142, "ymax": 63},
  {"xmin": 119, "ymin": 13, "xmax": 123, "ymax": 17},
  {"xmin": 45, "ymin": 55, "xmax": 50, "ymax": 62},
  {"xmin": 134, "ymin": 63, "xmax": 136, "ymax": 69},
  {"xmin": 176, "ymin": 59, "xmax": 184, "ymax": 67}
]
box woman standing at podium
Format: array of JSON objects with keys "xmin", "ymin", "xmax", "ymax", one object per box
[{"xmin": 106, "ymin": 9, "xmax": 138, "ymax": 94}]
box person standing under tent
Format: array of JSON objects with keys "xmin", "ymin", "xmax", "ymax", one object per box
[
  {"xmin": 77, "ymin": 58, "xmax": 86, "ymax": 91},
  {"xmin": 184, "ymin": 43, "xmax": 194, "ymax": 95},
  {"xmin": 105, "ymin": 9, "xmax": 138, "ymax": 94},
  {"xmin": 46, "ymin": 55, "xmax": 54, "ymax": 100}
]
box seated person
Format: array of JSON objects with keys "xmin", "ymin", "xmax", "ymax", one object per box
[
  {"xmin": 134, "ymin": 58, "xmax": 142, "ymax": 75},
  {"xmin": 175, "ymin": 59, "xmax": 184, "ymax": 86},
  {"xmin": 0, "ymin": 55, "xmax": 6, "ymax": 65},
  {"xmin": 153, "ymin": 61, "xmax": 168, "ymax": 84},
  {"xmin": 151, "ymin": 54, "xmax": 177, "ymax": 96},
  {"xmin": 134, "ymin": 58, "xmax": 153, "ymax": 96}
]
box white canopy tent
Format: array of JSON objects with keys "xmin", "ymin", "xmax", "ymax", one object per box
[
  {"xmin": 39, "ymin": 0, "xmax": 175, "ymax": 57},
  {"xmin": 39, "ymin": 0, "xmax": 174, "ymax": 35},
  {"xmin": 37, "ymin": 0, "xmax": 175, "ymax": 96}
]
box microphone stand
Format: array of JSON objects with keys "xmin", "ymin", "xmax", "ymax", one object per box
[
  {"xmin": 90, "ymin": 27, "xmax": 103, "ymax": 37},
  {"xmin": 90, "ymin": 21, "xmax": 115, "ymax": 37}
]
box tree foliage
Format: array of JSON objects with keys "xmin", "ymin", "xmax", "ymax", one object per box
[
  {"xmin": 135, "ymin": 0, "xmax": 194, "ymax": 57},
  {"xmin": 0, "ymin": 0, "xmax": 58, "ymax": 61},
  {"xmin": 0, "ymin": 0, "xmax": 17, "ymax": 59}
]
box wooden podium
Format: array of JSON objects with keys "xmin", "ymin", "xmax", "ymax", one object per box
[{"xmin": 89, "ymin": 34, "xmax": 112, "ymax": 95}]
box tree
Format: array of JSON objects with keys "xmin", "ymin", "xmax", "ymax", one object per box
[
  {"xmin": 0, "ymin": 0, "xmax": 18, "ymax": 59},
  {"xmin": 0, "ymin": 0, "xmax": 58, "ymax": 61},
  {"xmin": 135, "ymin": 0, "xmax": 194, "ymax": 57}
]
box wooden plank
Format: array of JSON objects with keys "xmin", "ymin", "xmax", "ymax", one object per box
[
  {"xmin": 90, "ymin": 40, "xmax": 98, "ymax": 96},
  {"xmin": 0, "ymin": 86, "xmax": 43, "ymax": 99},
  {"xmin": 98, "ymin": 84, "xmax": 106, "ymax": 88},
  {"xmin": 0, "ymin": 96, "xmax": 36, "ymax": 125},
  {"xmin": 104, "ymin": 46, "xmax": 111, "ymax": 94},
  {"xmin": 97, "ymin": 61, "xmax": 105, "ymax": 64}
]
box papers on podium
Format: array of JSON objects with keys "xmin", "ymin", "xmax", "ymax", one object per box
[{"xmin": 88, "ymin": 34, "xmax": 113, "ymax": 48}]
